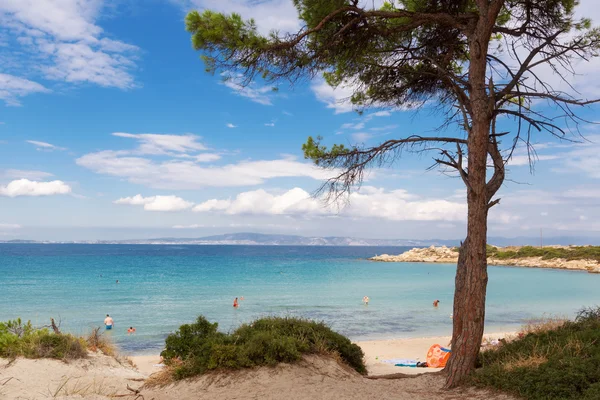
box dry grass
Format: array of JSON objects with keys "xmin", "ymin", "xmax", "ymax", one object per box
[
  {"xmin": 519, "ymin": 317, "xmax": 568, "ymax": 336},
  {"xmin": 144, "ymin": 365, "xmax": 176, "ymax": 388},
  {"xmin": 501, "ymin": 353, "xmax": 548, "ymax": 371},
  {"xmin": 86, "ymin": 327, "xmax": 116, "ymax": 356},
  {"xmin": 472, "ymin": 307, "xmax": 600, "ymax": 399},
  {"xmin": 50, "ymin": 377, "xmax": 119, "ymax": 398}
]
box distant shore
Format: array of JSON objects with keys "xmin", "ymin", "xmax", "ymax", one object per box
[{"xmin": 370, "ymin": 245, "xmax": 600, "ymax": 273}]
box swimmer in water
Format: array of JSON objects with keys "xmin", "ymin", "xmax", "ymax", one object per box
[
  {"xmin": 127, "ymin": 327, "xmax": 136, "ymax": 334},
  {"xmin": 104, "ymin": 314, "xmax": 114, "ymax": 330},
  {"xmin": 433, "ymin": 300, "xmax": 440, "ymax": 307},
  {"xmin": 233, "ymin": 297, "xmax": 239, "ymax": 308},
  {"xmin": 116, "ymin": 280, "xmax": 119, "ymax": 284},
  {"xmin": 363, "ymin": 296, "xmax": 370, "ymax": 305}
]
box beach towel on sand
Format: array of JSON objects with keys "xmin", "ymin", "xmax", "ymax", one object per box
[
  {"xmin": 381, "ymin": 359, "xmax": 419, "ymax": 367},
  {"xmin": 426, "ymin": 344, "xmax": 451, "ymax": 368}
]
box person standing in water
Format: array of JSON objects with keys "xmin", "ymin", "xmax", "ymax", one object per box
[
  {"xmin": 363, "ymin": 296, "xmax": 370, "ymax": 305},
  {"xmin": 104, "ymin": 314, "xmax": 114, "ymax": 330},
  {"xmin": 233, "ymin": 297, "xmax": 239, "ymax": 308},
  {"xmin": 433, "ymin": 300, "xmax": 440, "ymax": 307}
]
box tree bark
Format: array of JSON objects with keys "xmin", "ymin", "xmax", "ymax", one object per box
[
  {"xmin": 444, "ymin": 7, "xmax": 494, "ymax": 387},
  {"xmin": 444, "ymin": 195, "xmax": 489, "ymax": 387}
]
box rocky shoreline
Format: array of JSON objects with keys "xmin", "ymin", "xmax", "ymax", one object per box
[{"xmin": 370, "ymin": 246, "xmax": 600, "ymax": 274}]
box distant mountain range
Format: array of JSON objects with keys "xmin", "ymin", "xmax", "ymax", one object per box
[{"xmin": 1, "ymin": 232, "xmax": 599, "ymax": 247}]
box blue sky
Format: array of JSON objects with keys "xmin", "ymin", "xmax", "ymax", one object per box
[{"xmin": 1, "ymin": 0, "xmax": 600, "ymax": 241}]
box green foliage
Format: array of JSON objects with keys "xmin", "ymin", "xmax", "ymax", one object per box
[
  {"xmin": 185, "ymin": 0, "xmax": 600, "ymax": 172},
  {"xmin": 487, "ymin": 245, "xmax": 600, "ymax": 262},
  {"xmin": 470, "ymin": 307, "xmax": 600, "ymax": 399},
  {"xmin": 302, "ymin": 136, "xmax": 352, "ymax": 166},
  {"xmin": 0, "ymin": 319, "xmax": 87, "ymax": 360},
  {"xmin": 186, "ymin": 10, "xmax": 269, "ymax": 74},
  {"xmin": 161, "ymin": 316, "xmax": 366, "ymax": 379}
]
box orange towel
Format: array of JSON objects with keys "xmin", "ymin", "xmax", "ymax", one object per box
[{"xmin": 426, "ymin": 344, "xmax": 451, "ymax": 368}]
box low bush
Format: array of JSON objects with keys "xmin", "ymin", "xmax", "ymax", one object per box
[
  {"xmin": 161, "ymin": 316, "xmax": 366, "ymax": 379},
  {"xmin": 487, "ymin": 245, "xmax": 600, "ymax": 262},
  {"xmin": 470, "ymin": 307, "xmax": 600, "ymax": 399},
  {"xmin": 0, "ymin": 318, "xmax": 88, "ymax": 360}
]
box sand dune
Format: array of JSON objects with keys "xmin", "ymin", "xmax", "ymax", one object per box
[
  {"xmin": 1, "ymin": 354, "xmax": 514, "ymax": 400},
  {"xmin": 1, "ymin": 333, "xmax": 515, "ymax": 400}
]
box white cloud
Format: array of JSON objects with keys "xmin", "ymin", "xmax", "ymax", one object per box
[
  {"xmin": 0, "ymin": 223, "xmax": 21, "ymax": 229},
  {"xmin": 193, "ymin": 186, "xmax": 467, "ymax": 222},
  {"xmin": 112, "ymin": 133, "xmax": 207, "ymax": 155},
  {"xmin": 226, "ymin": 123, "xmax": 237, "ymax": 128},
  {"xmin": 369, "ymin": 124, "xmax": 398, "ymax": 132},
  {"xmin": 351, "ymin": 132, "xmax": 373, "ymax": 142},
  {"xmin": 0, "ymin": 179, "xmax": 71, "ymax": 197},
  {"xmin": 563, "ymin": 188, "xmax": 600, "ymax": 198},
  {"xmin": 173, "ymin": 224, "xmax": 205, "ymax": 229},
  {"xmin": 507, "ymin": 154, "xmax": 559, "ymax": 166},
  {"xmin": 221, "ymin": 74, "xmax": 276, "ymax": 105},
  {"xmin": 341, "ymin": 122, "xmax": 365, "ymax": 130},
  {"xmin": 560, "ymin": 138, "xmax": 600, "ymax": 178},
  {"xmin": 365, "ymin": 111, "xmax": 392, "ymax": 120},
  {"xmin": 76, "ymin": 150, "xmax": 335, "ymax": 190},
  {"xmin": 0, "ymin": 0, "xmax": 140, "ymax": 94},
  {"xmin": 310, "ymin": 78, "xmax": 356, "ymax": 114},
  {"xmin": 26, "ymin": 139, "xmax": 65, "ymax": 151},
  {"xmin": 1, "ymin": 169, "xmax": 53, "ymax": 180},
  {"xmin": 264, "ymin": 122, "xmax": 275, "ymax": 127},
  {"xmin": 114, "ymin": 194, "xmax": 194, "ymax": 212},
  {"xmin": 0, "ymin": 73, "xmax": 49, "ymax": 106},
  {"xmin": 195, "ymin": 153, "xmax": 221, "ymax": 163}
]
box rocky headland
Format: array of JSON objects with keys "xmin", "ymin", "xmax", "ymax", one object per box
[{"xmin": 370, "ymin": 245, "xmax": 600, "ymax": 273}]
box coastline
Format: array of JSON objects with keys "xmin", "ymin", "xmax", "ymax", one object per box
[{"xmin": 370, "ymin": 246, "xmax": 600, "ymax": 273}]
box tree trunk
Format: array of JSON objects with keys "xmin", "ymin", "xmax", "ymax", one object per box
[
  {"xmin": 444, "ymin": 195, "xmax": 489, "ymax": 388},
  {"xmin": 444, "ymin": 9, "xmax": 494, "ymax": 387}
]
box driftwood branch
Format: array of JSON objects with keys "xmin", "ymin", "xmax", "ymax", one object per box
[{"xmin": 50, "ymin": 318, "xmax": 61, "ymax": 335}]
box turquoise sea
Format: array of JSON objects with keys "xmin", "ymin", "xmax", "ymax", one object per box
[{"xmin": 1, "ymin": 244, "xmax": 598, "ymax": 355}]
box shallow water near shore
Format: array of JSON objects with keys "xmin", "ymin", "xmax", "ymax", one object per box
[{"xmin": 1, "ymin": 244, "xmax": 598, "ymax": 355}]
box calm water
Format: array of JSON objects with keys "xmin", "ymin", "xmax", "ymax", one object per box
[{"xmin": 1, "ymin": 244, "xmax": 598, "ymax": 355}]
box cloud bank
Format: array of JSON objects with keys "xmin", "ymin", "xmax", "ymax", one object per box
[{"xmin": 0, "ymin": 179, "xmax": 71, "ymax": 197}]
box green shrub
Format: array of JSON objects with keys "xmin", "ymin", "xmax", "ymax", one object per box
[
  {"xmin": 161, "ymin": 316, "xmax": 366, "ymax": 379},
  {"xmin": 487, "ymin": 245, "xmax": 600, "ymax": 262},
  {"xmin": 470, "ymin": 307, "xmax": 600, "ymax": 399},
  {"xmin": 0, "ymin": 318, "xmax": 87, "ymax": 360}
]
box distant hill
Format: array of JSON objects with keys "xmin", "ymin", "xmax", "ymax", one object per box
[
  {"xmin": 96, "ymin": 232, "xmax": 461, "ymax": 247},
  {"xmin": 2, "ymin": 232, "xmax": 599, "ymax": 246}
]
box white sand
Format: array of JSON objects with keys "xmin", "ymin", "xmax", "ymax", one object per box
[
  {"xmin": 0, "ymin": 351, "xmax": 145, "ymax": 399},
  {"xmin": 1, "ymin": 333, "xmax": 517, "ymax": 400},
  {"xmin": 357, "ymin": 331, "xmax": 514, "ymax": 376}
]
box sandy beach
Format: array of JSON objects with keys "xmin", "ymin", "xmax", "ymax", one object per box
[
  {"xmin": 130, "ymin": 331, "xmax": 514, "ymax": 377},
  {"xmin": 1, "ymin": 332, "xmax": 516, "ymax": 399}
]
